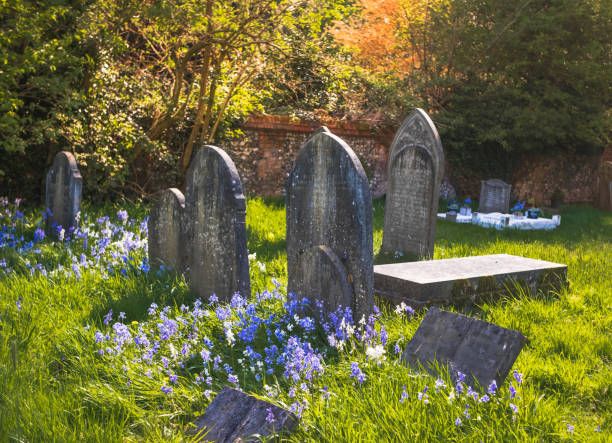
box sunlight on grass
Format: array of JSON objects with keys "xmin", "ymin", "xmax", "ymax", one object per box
[{"xmin": 0, "ymin": 199, "xmax": 610, "ymax": 441}]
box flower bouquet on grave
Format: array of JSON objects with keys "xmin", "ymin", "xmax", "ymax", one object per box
[
  {"xmin": 446, "ymin": 199, "xmax": 460, "ymax": 214},
  {"xmin": 510, "ymin": 200, "xmax": 525, "ymax": 217},
  {"xmin": 526, "ymin": 199, "xmax": 541, "ymax": 219},
  {"xmin": 459, "ymin": 198, "xmax": 472, "ymax": 216},
  {"xmin": 446, "ymin": 199, "xmax": 459, "ymax": 222}
]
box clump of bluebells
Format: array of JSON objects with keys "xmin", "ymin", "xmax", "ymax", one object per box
[
  {"xmin": 0, "ymin": 198, "xmax": 148, "ymax": 279},
  {"xmin": 91, "ymin": 281, "xmax": 393, "ymax": 418}
]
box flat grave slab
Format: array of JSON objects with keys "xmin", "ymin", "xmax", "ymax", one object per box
[
  {"xmin": 374, "ymin": 254, "xmax": 567, "ymax": 309},
  {"xmin": 190, "ymin": 386, "xmax": 297, "ymax": 442},
  {"xmin": 402, "ymin": 307, "xmax": 526, "ymax": 388}
]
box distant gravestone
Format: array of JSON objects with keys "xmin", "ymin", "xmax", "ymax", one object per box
[
  {"xmin": 479, "ymin": 179, "xmax": 511, "ymax": 214},
  {"xmin": 148, "ymin": 145, "xmax": 250, "ymax": 302},
  {"xmin": 382, "ymin": 109, "xmax": 444, "ymax": 259},
  {"xmin": 402, "ymin": 307, "xmax": 525, "ymax": 388},
  {"xmin": 191, "ymin": 386, "xmax": 297, "ymax": 442},
  {"xmin": 287, "ymin": 127, "xmax": 373, "ymax": 319},
  {"xmin": 45, "ymin": 151, "xmax": 82, "ymax": 235}
]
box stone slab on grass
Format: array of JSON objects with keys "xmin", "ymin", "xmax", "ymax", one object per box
[
  {"xmin": 402, "ymin": 307, "xmax": 525, "ymax": 388},
  {"xmin": 375, "ymin": 254, "xmax": 567, "ymax": 309},
  {"xmin": 191, "ymin": 386, "xmax": 297, "ymax": 442}
]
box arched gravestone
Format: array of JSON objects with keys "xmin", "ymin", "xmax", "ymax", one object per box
[
  {"xmin": 45, "ymin": 151, "xmax": 82, "ymax": 235},
  {"xmin": 148, "ymin": 188, "xmax": 185, "ymax": 271},
  {"xmin": 479, "ymin": 179, "xmax": 511, "ymax": 214},
  {"xmin": 148, "ymin": 146, "xmax": 251, "ymax": 302},
  {"xmin": 382, "ymin": 109, "xmax": 444, "ymax": 259},
  {"xmin": 286, "ymin": 127, "xmax": 373, "ymax": 320}
]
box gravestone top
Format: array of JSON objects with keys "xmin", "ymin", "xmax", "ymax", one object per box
[
  {"xmin": 191, "ymin": 386, "xmax": 298, "ymax": 442},
  {"xmin": 375, "ymin": 254, "xmax": 566, "ymax": 284},
  {"xmin": 286, "ymin": 128, "xmax": 374, "ymax": 319},
  {"xmin": 479, "ymin": 179, "xmax": 511, "ymax": 213},
  {"xmin": 382, "ymin": 108, "xmax": 444, "ymax": 259},
  {"xmin": 45, "ymin": 151, "xmax": 82, "ymax": 234},
  {"xmin": 402, "ymin": 307, "xmax": 526, "ymax": 388}
]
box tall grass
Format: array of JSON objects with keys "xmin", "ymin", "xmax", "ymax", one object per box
[{"xmin": 0, "ymin": 198, "xmax": 610, "ymax": 441}]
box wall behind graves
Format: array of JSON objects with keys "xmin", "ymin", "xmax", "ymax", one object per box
[
  {"xmin": 223, "ymin": 115, "xmax": 394, "ymax": 198},
  {"xmin": 510, "ymin": 151, "xmax": 603, "ymax": 206}
]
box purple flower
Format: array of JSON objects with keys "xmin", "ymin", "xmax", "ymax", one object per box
[
  {"xmin": 16, "ymin": 297, "xmax": 22, "ymax": 311},
  {"xmin": 566, "ymin": 424, "xmax": 574, "ymax": 434},
  {"xmin": 394, "ymin": 343, "xmax": 401, "ymax": 354},
  {"xmin": 265, "ymin": 407, "xmax": 275, "ymax": 424},
  {"xmin": 34, "ymin": 228, "xmax": 45, "ymax": 242},
  {"xmin": 479, "ymin": 394, "xmax": 490, "ymax": 403},
  {"xmin": 228, "ymin": 374, "xmax": 239, "ymax": 384},
  {"xmin": 488, "ymin": 380, "xmax": 498, "ymax": 395},
  {"xmin": 117, "ymin": 210, "xmax": 128, "ymax": 222},
  {"xmin": 169, "ymin": 373, "xmax": 178, "ymax": 384},
  {"xmin": 509, "ymin": 383, "xmax": 517, "ymax": 399},
  {"xmin": 513, "ymin": 370, "xmax": 524, "ymax": 386},
  {"xmin": 455, "ymin": 417, "xmax": 462, "ymax": 426},
  {"xmin": 456, "ymin": 371, "xmax": 466, "ymax": 383},
  {"xmin": 350, "ymin": 362, "xmax": 366, "ymax": 384},
  {"xmin": 209, "ymin": 294, "xmax": 219, "ymax": 304},
  {"xmin": 509, "ymin": 403, "xmax": 518, "ymax": 414},
  {"xmin": 400, "ymin": 388, "xmax": 408, "ymax": 403},
  {"xmin": 161, "ymin": 385, "xmax": 172, "ymax": 394},
  {"xmin": 103, "ymin": 309, "xmax": 113, "ymax": 325}
]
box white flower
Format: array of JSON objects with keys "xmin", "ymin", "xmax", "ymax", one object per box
[
  {"xmin": 248, "ymin": 253, "xmax": 257, "ymax": 261},
  {"xmin": 366, "ymin": 345, "xmax": 386, "ymax": 361},
  {"xmin": 447, "ymin": 389, "xmax": 456, "ymax": 403},
  {"xmin": 258, "ymin": 261, "xmax": 266, "ymax": 272},
  {"xmin": 395, "ymin": 302, "xmax": 408, "ymax": 315}
]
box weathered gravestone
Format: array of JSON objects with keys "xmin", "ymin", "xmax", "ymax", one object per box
[
  {"xmin": 382, "ymin": 108, "xmax": 444, "ymax": 260},
  {"xmin": 148, "ymin": 188, "xmax": 185, "ymax": 271},
  {"xmin": 402, "ymin": 307, "xmax": 526, "ymax": 388},
  {"xmin": 148, "ymin": 145, "xmax": 250, "ymax": 302},
  {"xmin": 286, "ymin": 127, "xmax": 374, "ymax": 319},
  {"xmin": 374, "ymin": 254, "xmax": 567, "ymax": 310},
  {"xmin": 479, "ymin": 179, "xmax": 511, "ymax": 214},
  {"xmin": 190, "ymin": 386, "xmax": 297, "ymax": 442},
  {"xmin": 45, "ymin": 151, "xmax": 82, "ymax": 235}
]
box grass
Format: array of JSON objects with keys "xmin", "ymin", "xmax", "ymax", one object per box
[{"xmin": 0, "ymin": 197, "xmax": 610, "ymax": 441}]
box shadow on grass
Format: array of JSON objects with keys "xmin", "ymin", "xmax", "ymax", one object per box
[{"xmin": 87, "ymin": 271, "xmax": 197, "ymax": 327}]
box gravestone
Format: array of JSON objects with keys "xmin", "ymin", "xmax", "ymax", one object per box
[
  {"xmin": 402, "ymin": 307, "xmax": 525, "ymax": 388},
  {"xmin": 479, "ymin": 179, "xmax": 511, "ymax": 213},
  {"xmin": 45, "ymin": 151, "xmax": 82, "ymax": 235},
  {"xmin": 148, "ymin": 188, "xmax": 185, "ymax": 271},
  {"xmin": 374, "ymin": 254, "xmax": 567, "ymax": 310},
  {"xmin": 191, "ymin": 386, "xmax": 297, "ymax": 442},
  {"xmin": 596, "ymin": 160, "xmax": 612, "ymax": 211},
  {"xmin": 148, "ymin": 145, "xmax": 250, "ymax": 301},
  {"xmin": 286, "ymin": 127, "xmax": 374, "ymax": 319},
  {"xmin": 382, "ymin": 108, "xmax": 444, "ymax": 259}
]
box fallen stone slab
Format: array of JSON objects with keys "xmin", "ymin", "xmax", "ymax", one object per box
[
  {"xmin": 190, "ymin": 386, "xmax": 297, "ymax": 442},
  {"xmin": 374, "ymin": 254, "xmax": 567, "ymax": 310},
  {"xmin": 402, "ymin": 307, "xmax": 526, "ymax": 388}
]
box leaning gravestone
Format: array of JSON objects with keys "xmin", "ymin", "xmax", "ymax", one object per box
[
  {"xmin": 402, "ymin": 307, "xmax": 525, "ymax": 388},
  {"xmin": 45, "ymin": 151, "xmax": 82, "ymax": 235},
  {"xmin": 479, "ymin": 179, "xmax": 511, "ymax": 213},
  {"xmin": 382, "ymin": 108, "xmax": 444, "ymax": 260},
  {"xmin": 148, "ymin": 145, "xmax": 250, "ymax": 302},
  {"xmin": 286, "ymin": 127, "xmax": 373, "ymax": 319},
  {"xmin": 190, "ymin": 386, "xmax": 298, "ymax": 442}
]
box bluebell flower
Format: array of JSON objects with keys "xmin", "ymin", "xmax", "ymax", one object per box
[
  {"xmin": 265, "ymin": 407, "xmax": 275, "ymax": 424},
  {"xmin": 509, "ymin": 383, "xmax": 517, "ymax": 399},
  {"xmin": 513, "ymin": 370, "xmax": 523, "ymax": 386},
  {"xmin": 455, "ymin": 417, "xmax": 462, "ymax": 426},
  {"xmin": 488, "ymin": 380, "xmax": 497, "ymax": 395},
  {"xmin": 161, "ymin": 386, "xmax": 172, "ymax": 394},
  {"xmin": 103, "ymin": 310, "xmax": 113, "ymax": 325},
  {"xmin": 350, "ymin": 362, "xmax": 366, "ymax": 384}
]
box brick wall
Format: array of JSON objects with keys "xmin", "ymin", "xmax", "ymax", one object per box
[
  {"xmin": 222, "ymin": 115, "xmax": 394, "ymax": 197},
  {"xmin": 223, "ymin": 114, "xmax": 606, "ymax": 207}
]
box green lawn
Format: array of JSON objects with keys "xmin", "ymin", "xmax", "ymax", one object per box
[{"xmin": 0, "ymin": 198, "xmax": 610, "ymax": 441}]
